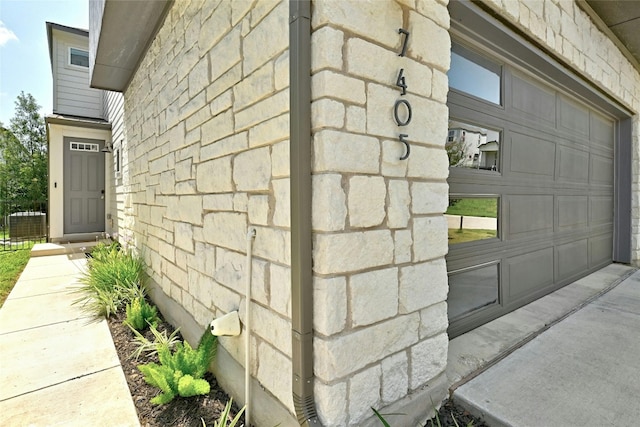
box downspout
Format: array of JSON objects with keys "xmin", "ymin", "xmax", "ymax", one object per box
[{"xmin": 289, "ymin": 0, "xmax": 320, "ymax": 425}]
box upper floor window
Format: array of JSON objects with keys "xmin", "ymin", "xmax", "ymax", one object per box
[
  {"xmin": 69, "ymin": 48, "xmax": 89, "ymax": 68},
  {"xmin": 448, "ymin": 43, "xmax": 502, "ymax": 105}
]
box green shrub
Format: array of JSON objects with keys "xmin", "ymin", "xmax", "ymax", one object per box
[
  {"xmin": 129, "ymin": 323, "xmax": 181, "ymax": 361},
  {"xmin": 208, "ymin": 399, "xmax": 245, "ymax": 427},
  {"xmin": 124, "ymin": 297, "xmax": 159, "ymax": 331},
  {"xmin": 138, "ymin": 329, "xmax": 217, "ymax": 405},
  {"xmin": 72, "ymin": 241, "xmax": 147, "ymax": 318}
]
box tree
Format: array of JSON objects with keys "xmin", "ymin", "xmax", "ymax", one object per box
[{"xmin": 0, "ymin": 92, "xmax": 47, "ymax": 207}]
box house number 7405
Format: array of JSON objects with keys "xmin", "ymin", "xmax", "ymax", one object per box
[{"xmin": 394, "ymin": 28, "xmax": 411, "ymax": 160}]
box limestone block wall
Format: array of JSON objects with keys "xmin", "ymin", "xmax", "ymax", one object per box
[
  {"xmin": 117, "ymin": 0, "xmax": 294, "ymax": 416},
  {"xmin": 476, "ymin": 0, "xmax": 640, "ymax": 260},
  {"xmin": 310, "ymin": 1, "xmax": 452, "ymax": 425}
]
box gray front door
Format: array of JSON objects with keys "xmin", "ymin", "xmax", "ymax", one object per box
[{"xmin": 63, "ymin": 137, "xmax": 105, "ymax": 234}]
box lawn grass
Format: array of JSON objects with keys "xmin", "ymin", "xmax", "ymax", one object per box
[
  {"xmin": 448, "ymin": 228, "xmax": 497, "ymax": 244},
  {"xmin": 446, "ymin": 198, "xmax": 498, "ymax": 218},
  {"xmin": 0, "ymin": 247, "xmax": 32, "ymax": 307}
]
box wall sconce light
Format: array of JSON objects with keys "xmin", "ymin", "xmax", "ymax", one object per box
[{"xmin": 101, "ymin": 141, "xmax": 112, "ymax": 153}]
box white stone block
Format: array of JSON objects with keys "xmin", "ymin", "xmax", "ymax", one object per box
[
  {"xmin": 203, "ymin": 212, "xmax": 248, "ymax": 253},
  {"xmin": 346, "ymin": 37, "xmax": 432, "ymax": 99},
  {"xmin": 313, "ymin": 230, "xmax": 393, "ymax": 275},
  {"xmin": 214, "ymin": 247, "xmax": 246, "ymax": 292},
  {"xmin": 248, "ymin": 113, "xmax": 289, "ymax": 148},
  {"xmin": 198, "ymin": 0, "xmax": 232, "ymax": 56},
  {"xmin": 200, "ymin": 132, "xmax": 248, "ymax": 161},
  {"xmin": 257, "ymin": 343, "xmax": 294, "ymax": 412},
  {"xmin": 201, "ymin": 109, "xmax": 234, "ymax": 145},
  {"xmin": 315, "ymin": 381, "xmax": 347, "ymax": 426},
  {"xmin": 411, "ymin": 182, "xmax": 449, "ymax": 215},
  {"xmin": 234, "ymin": 61, "xmax": 274, "ymax": 111},
  {"xmin": 312, "ymin": 0, "xmax": 402, "ymax": 50},
  {"xmin": 394, "ymin": 229, "xmax": 413, "ymax": 264},
  {"xmin": 345, "ymin": 105, "xmax": 366, "ymax": 133},
  {"xmin": 233, "ymin": 147, "xmax": 271, "ymax": 191},
  {"xmin": 416, "ymin": 0, "xmax": 450, "ymax": 29},
  {"xmin": 248, "ymin": 195, "xmax": 269, "ymax": 225},
  {"xmin": 410, "ymin": 333, "xmax": 448, "ymax": 389},
  {"xmin": 197, "ymin": 156, "xmax": 233, "ymax": 193},
  {"xmin": 311, "ymin": 26, "xmax": 344, "ymax": 72},
  {"xmin": 272, "ymin": 178, "xmax": 290, "ymax": 227},
  {"xmin": 313, "ymin": 130, "xmax": 380, "ymax": 174},
  {"xmin": 312, "ymin": 174, "xmax": 347, "ymax": 232},
  {"xmin": 350, "ymin": 268, "xmax": 398, "ymax": 327},
  {"xmin": 311, "ymin": 70, "xmax": 366, "ymax": 105},
  {"xmin": 387, "ymin": 180, "xmax": 410, "ymax": 229},
  {"xmin": 419, "ymin": 301, "xmax": 448, "ymax": 339},
  {"xmin": 399, "ymin": 258, "xmax": 448, "ymax": 314},
  {"xmin": 271, "ymin": 139, "xmax": 290, "ymax": 177},
  {"xmin": 314, "ymin": 276, "xmax": 347, "ymax": 336},
  {"xmin": 235, "ymin": 89, "xmax": 289, "ymax": 132},
  {"xmin": 349, "ymin": 365, "xmax": 381, "ymax": 425},
  {"xmin": 243, "ymin": 1, "xmax": 288, "ymax": 75},
  {"xmin": 348, "ymin": 176, "xmax": 386, "ymax": 228},
  {"xmin": 314, "ymin": 314, "xmax": 419, "ymax": 381},
  {"xmin": 209, "ymin": 26, "xmax": 242, "ymax": 79},
  {"xmin": 188, "ymin": 57, "xmax": 210, "ymax": 99},
  {"xmin": 412, "ymin": 216, "xmax": 448, "ymax": 262},
  {"xmin": 269, "ymin": 263, "xmax": 291, "ymax": 317},
  {"xmin": 312, "ymin": 98, "xmax": 345, "ymax": 130},
  {"xmin": 203, "ymin": 194, "xmax": 234, "ymax": 211},
  {"xmin": 174, "ymin": 222, "xmax": 194, "ymax": 253},
  {"xmin": 275, "ymin": 50, "xmax": 289, "ymax": 90},
  {"xmin": 381, "ymin": 139, "xmax": 409, "ymax": 177},
  {"xmin": 407, "ymin": 146, "xmax": 449, "ymax": 180},
  {"xmin": 381, "ymin": 352, "xmax": 408, "ymax": 404},
  {"xmin": 408, "ymin": 11, "xmax": 451, "ymax": 71},
  {"xmin": 251, "ymin": 303, "xmax": 292, "ymax": 357},
  {"xmin": 252, "ymin": 226, "xmax": 291, "ymax": 265}
]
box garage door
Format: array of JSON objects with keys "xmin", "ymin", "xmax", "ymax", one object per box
[{"xmin": 445, "ymin": 36, "xmax": 619, "ymax": 337}]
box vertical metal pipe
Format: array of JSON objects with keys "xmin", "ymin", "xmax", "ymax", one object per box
[{"xmin": 289, "ymin": 0, "xmax": 320, "ymax": 425}]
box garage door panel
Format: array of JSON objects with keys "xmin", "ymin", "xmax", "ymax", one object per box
[
  {"xmin": 511, "ymin": 73, "xmax": 556, "ymax": 125},
  {"xmin": 506, "ymin": 247, "xmax": 554, "ymax": 301},
  {"xmin": 557, "ymin": 145, "xmax": 589, "ymax": 183},
  {"xmin": 590, "ymin": 234, "xmax": 612, "ymax": 267},
  {"xmin": 557, "ymin": 195, "xmax": 588, "ymax": 230},
  {"xmin": 508, "ymin": 195, "xmax": 553, "ymax": 236},
  {"xmin": 590, "ymin": 154, "xmax": 613, "ymax": 185},
  {"xmin": 556, "ymin": 239, "xmax": 589, "ymax": 281},
  {"xmin": 558, "ymin": 96, "xmax": 590, "ymax": 137},
  {"xmin": 590, "ymin": 112, "xmax": 614, "ymax": 149},
  {"xmin": 509, "ymin": 132, "xmax": 555, "ymax": 177},
  {"xmin": 590, "ymin": 196, "xmax": 613, "ymax": 226}
]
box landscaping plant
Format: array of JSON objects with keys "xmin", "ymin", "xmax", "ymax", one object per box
[
  {"xmin": 124, "ymin": 296, "xmax": 159, "ymax": 331},
  {"xmin": 200, "ymin": 399, "xmax": 245, "ymax": 427},
  {"xmin": 138, "ymin": 329, "xmax": 217, "ymax": 404},
  {"xmin": 129, "ymin": 323, "xmax": 182, "ymax": 361},
  {"xmin": 72, "ymin": 240, "xmax": 147, "ymax": 318}
]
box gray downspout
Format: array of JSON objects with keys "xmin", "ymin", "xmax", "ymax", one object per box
[{"xmin": 289, "ymin": 0, "xmax": 321, "ymax": 425}]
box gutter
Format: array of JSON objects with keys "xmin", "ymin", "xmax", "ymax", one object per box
[{"xmin": 289, "ymin": 1, "xmax": 321, "ymax": 425}]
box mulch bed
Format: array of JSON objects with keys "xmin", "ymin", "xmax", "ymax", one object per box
[
  {"xmin": 107, "ymin": 312, "xmax": 245, "ymax": 427},
  {"xmin": 108, "ymin": 311, "xmax": 487, "ymax": 427}
]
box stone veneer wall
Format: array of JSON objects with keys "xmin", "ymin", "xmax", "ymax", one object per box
[
  {"xmin": 309, "ymin": 1, "xmax": 452, "ymax": 425},
  {"xmin": 118, "ymin": 0, "xmax": 295, "ymax": 422},
  {"xmin": 476, "ymin": 0, "xmax": 640, "ymax": 260}
]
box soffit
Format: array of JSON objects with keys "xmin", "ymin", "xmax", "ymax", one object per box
[
  {"xmin": 583, "ymin": 1, "xmax": 640, "ymax": 69},
  {"xmin": 89, "ymin": 0, "xmax": 172, "ymax": 92}
]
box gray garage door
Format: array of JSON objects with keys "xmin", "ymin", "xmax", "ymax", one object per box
[{"xmin": 445, "ymin": 40, "xmax": 616, "ymax": 337}]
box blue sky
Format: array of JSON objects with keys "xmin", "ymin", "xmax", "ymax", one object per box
[{"xmin": 0, "ymin": 0, "xmax": 88, "ymax": 127}]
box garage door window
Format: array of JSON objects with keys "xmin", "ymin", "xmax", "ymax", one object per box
[
  {"xmin": 446, "ymin": 197, "xmax": 499, "ymax": 244},
  {"xmin": 448, "ymin": 263, "xmax": 500, "ymax": 320},
  {"xmin": 449, "ymin": 43, "xmax": 502, "ymax": 105},
  {"xmin": 447, "ymin": 120, "xmax": 501, "ymax": 171}
]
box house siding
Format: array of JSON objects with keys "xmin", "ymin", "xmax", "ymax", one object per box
[
  {"xmin": 51, "ymin": 29, "xmax": 103, "ymax": 118},
  {"xmin": 104, "ymin": 90, "xmax": 125, "ymax": 238},
  {"xmin": 97, "ymin": 0, "xmax": 640, "ymax": 425},
  {"xmin": 309, "ymin": 1, "xmax": 451, "ymax": 425},
  {"xmin": 114, "ymin": 1, "xmax": 296, "ymax": 424}
]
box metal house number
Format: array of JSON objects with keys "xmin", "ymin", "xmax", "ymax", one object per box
[{"xmin": 395, "ymin": 28, "xmax": 411, "ymax": 160}]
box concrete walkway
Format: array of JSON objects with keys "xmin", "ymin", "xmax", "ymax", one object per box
[
  {"xmin": 0, "ymin": 246, "xmax": 139, "ymax": 426},
  {"xmin": 453, "ymin": 265, "xmax": 640, "ymax": 426}
]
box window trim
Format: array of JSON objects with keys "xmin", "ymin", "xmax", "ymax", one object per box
[{"xmin": 68, "ymin": 46, "xmax": 89, "ymax": 68}]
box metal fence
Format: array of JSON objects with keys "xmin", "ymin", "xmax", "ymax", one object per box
[{"xmin": 0, "ymin": 199, "xmax": 48, "ymax": 251}]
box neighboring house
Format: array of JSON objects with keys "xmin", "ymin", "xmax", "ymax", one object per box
[
  {"xmin": 46, "ymin": 1, "xmax": 640, "ymax": 426},
  {"xmin": 45, "ymin": 22, "xmax": 112, "ymax": 242}
]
